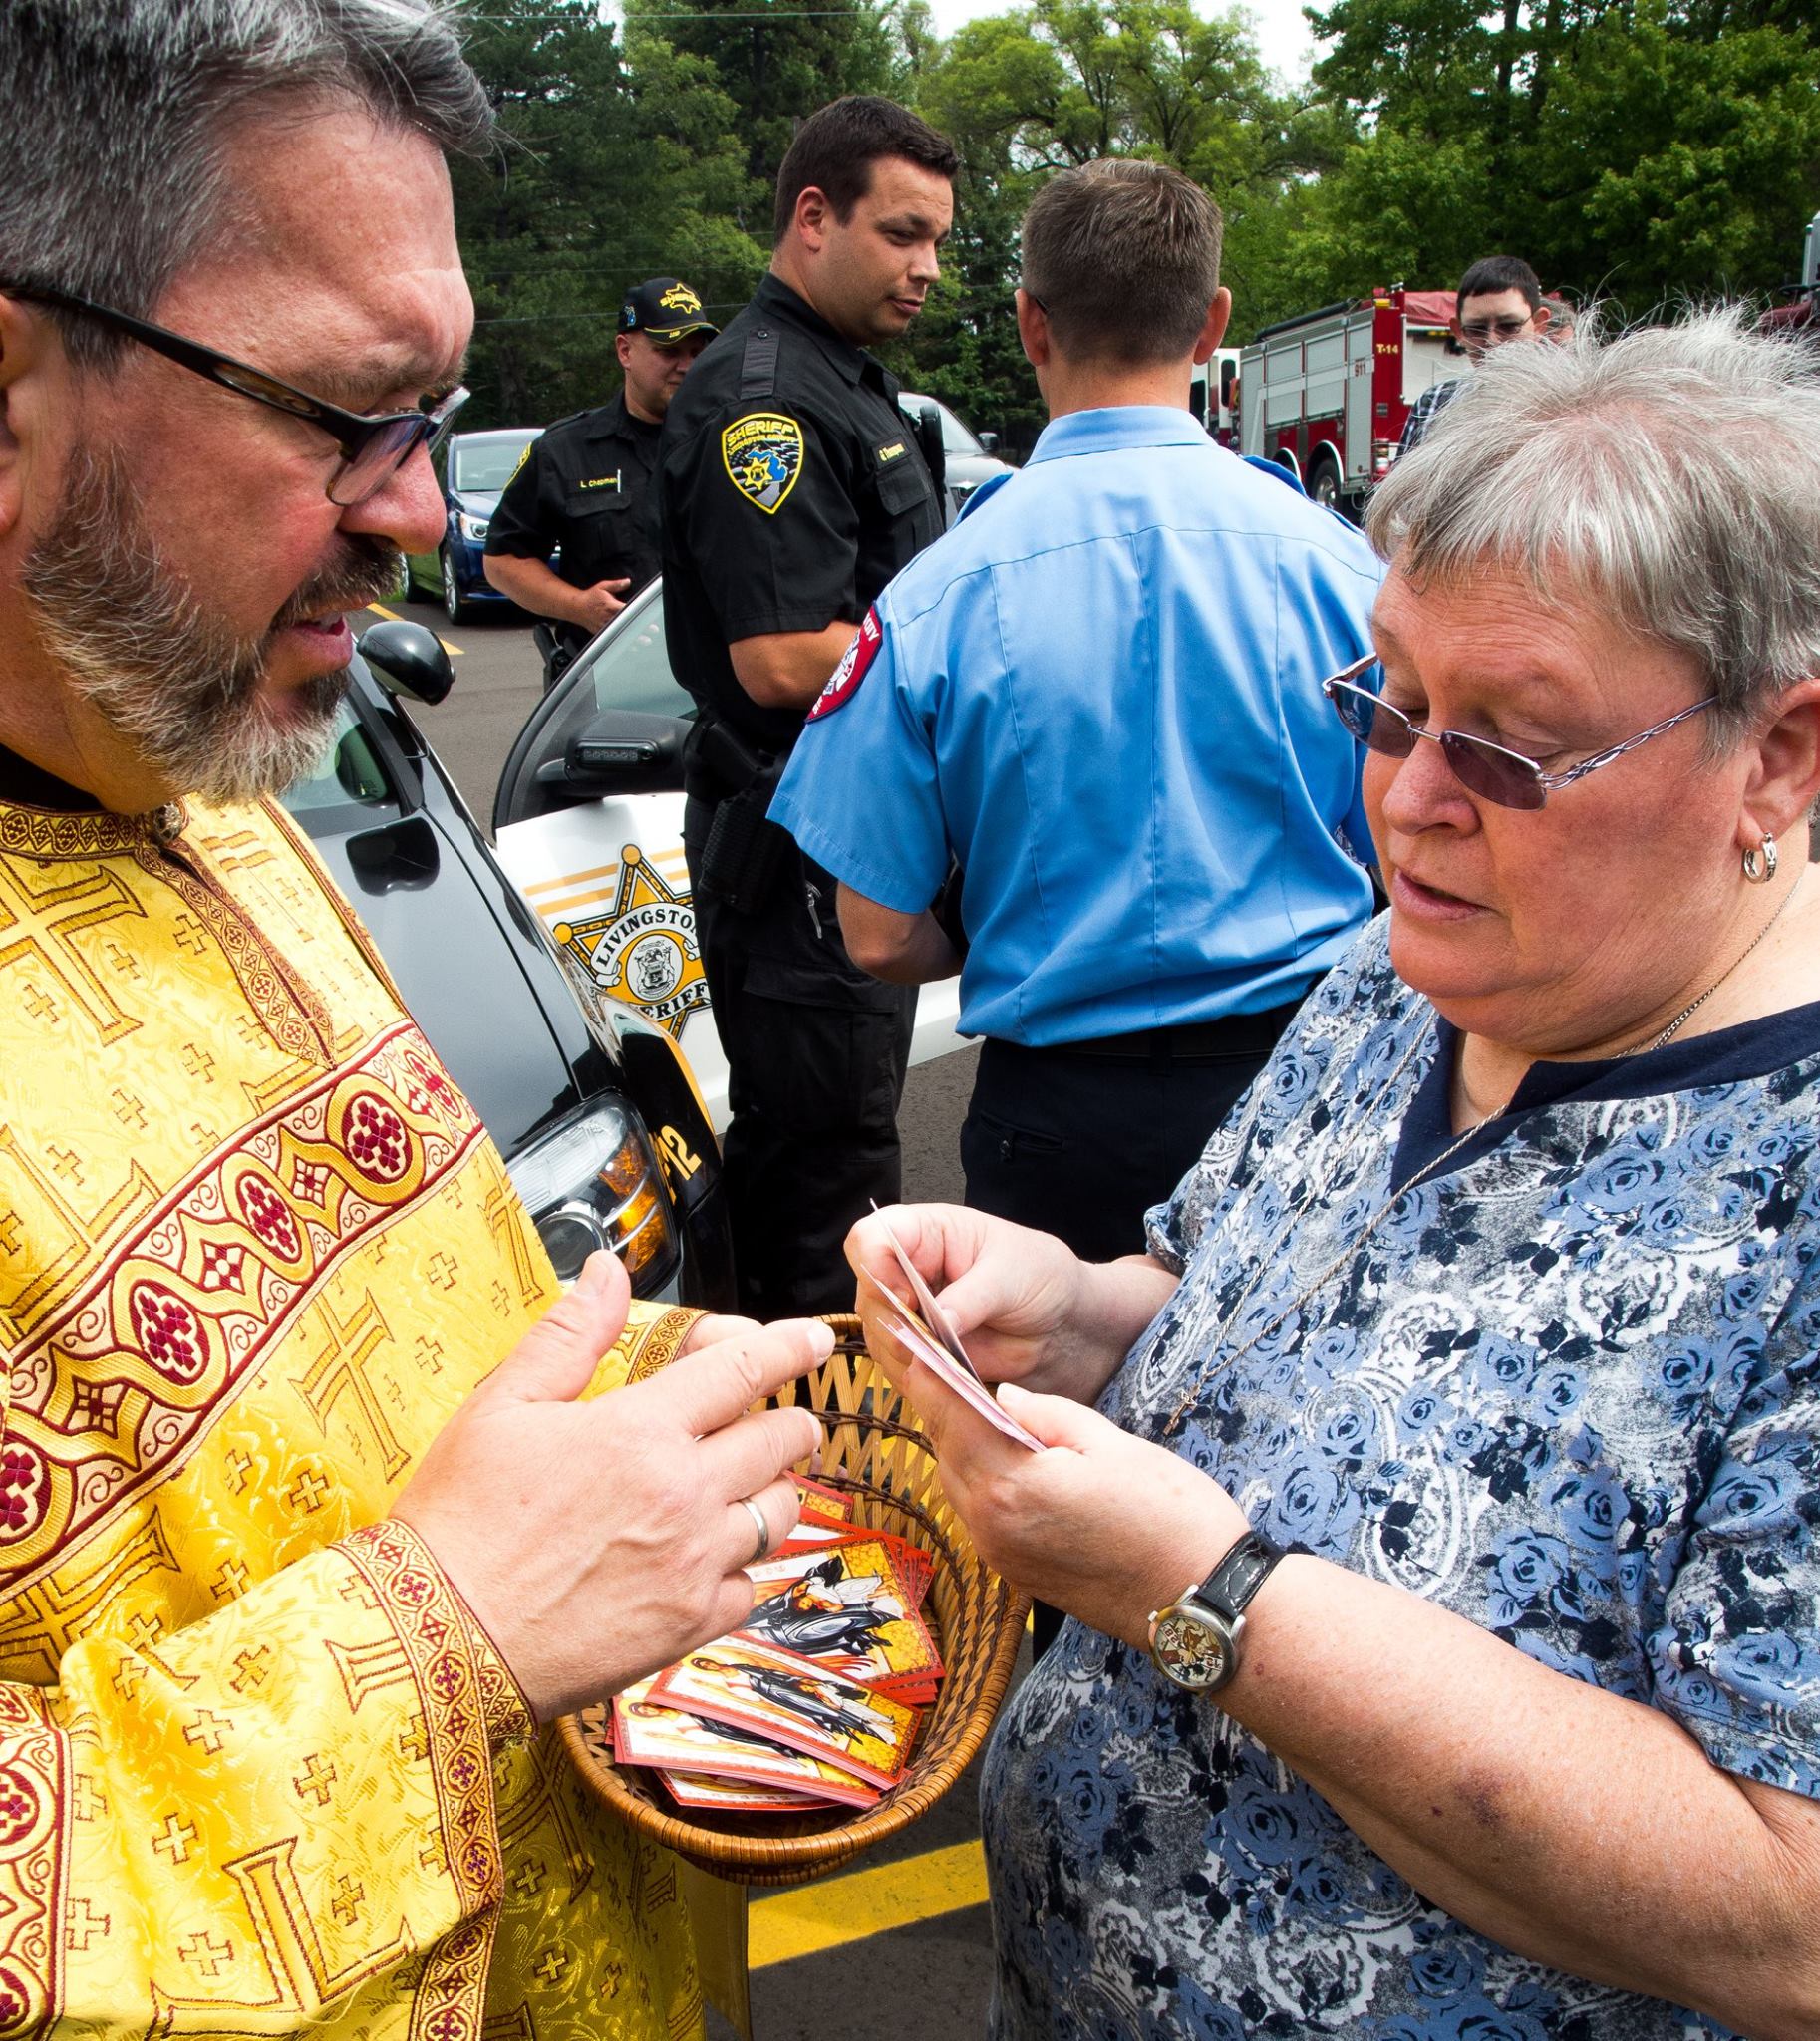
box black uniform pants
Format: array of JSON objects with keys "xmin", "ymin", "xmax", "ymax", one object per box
[
  {"xmin": 961, "ymin": 1004, "xmax": 1303, "ymax": 1262},
  {"xmin": 685, "ymin": 798, "xmax": 915, "ymax": 1319},
  {"xmin": 962, "ymin": 1001, "xmax": 1305, "ymax": 1659}
]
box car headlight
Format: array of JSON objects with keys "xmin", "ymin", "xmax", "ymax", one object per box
[
  {"xmin": 457, "ymin": 512, "xmax": 490, "ymax": 542},
  {"xmin": 505, "ymin": 1100, "xmax": 677, "ymax": 1288}
]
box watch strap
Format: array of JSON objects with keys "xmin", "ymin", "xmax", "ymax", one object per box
[{"xmin": 1198, "ymin": 1529, "xmax": 1283, "ymax": 1623}]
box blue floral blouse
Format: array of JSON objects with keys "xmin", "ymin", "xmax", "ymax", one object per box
[{"xmin": 982, "ymin": 917, "xmax": 1820, "ymax": 2039}]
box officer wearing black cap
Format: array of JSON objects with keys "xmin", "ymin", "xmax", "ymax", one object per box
[
  {"xmin": 654, "ymin": 96, "xmax": 959, "ymax": 1319},
  {"xmin": 485, "ymin": 277, "xmax": 717, "ymax": 686}
]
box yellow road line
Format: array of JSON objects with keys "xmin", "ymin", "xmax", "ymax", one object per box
[
  {"xmin": 750, "ymin": 1840, "xmax": 988, "ymax": 1969},
  {"xmin": 360, "ymin": 601, "xmax": 462, "ymax": 656}
]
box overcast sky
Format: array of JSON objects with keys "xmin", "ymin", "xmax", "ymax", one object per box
[{"xmin": 918, "ymin": 0, "xmax": 1325, "ymax": 87}]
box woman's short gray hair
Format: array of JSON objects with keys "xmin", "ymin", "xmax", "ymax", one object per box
[
  {"xmin": 1, "ymin": 0, "xmax": 492, "ymax": 369},
  {"xmin": 1365, "ymin": 306, "xmax": 1820, "ymax": 749}
]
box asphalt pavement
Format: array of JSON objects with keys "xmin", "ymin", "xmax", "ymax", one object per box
[{"xmin": 360, "ymin": 591, "xmax": 1004, "ymax": 2039}]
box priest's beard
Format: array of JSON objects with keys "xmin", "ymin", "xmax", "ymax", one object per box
[{"xmin": 21, "ymin": 443, "xmax": 401, "ymax": 805}]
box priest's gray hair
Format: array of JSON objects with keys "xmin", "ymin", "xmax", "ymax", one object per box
[
  {"xmin": 1365, "ymin": 306, "xmax": 1820, "ymax": 752},
  {"xmin": 0, "ymin": 0, "xmax": 492, "ymax": 369}
]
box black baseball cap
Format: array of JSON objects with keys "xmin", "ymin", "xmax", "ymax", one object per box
[{"xmin": 618, "ymin": 277, "xmax": 718, "ymax": 343}]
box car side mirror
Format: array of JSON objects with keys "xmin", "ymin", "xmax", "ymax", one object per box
[
  {"xmin": 358, "ymin": 620, "xmax": 455, "ymax": 707},
  {"xmin": 978, "ymin": 430, "xmax": 1000, "ymax": 455},
  {"xmin": 536, "ymin": 711, "xmax": 689, "ymax": 801}
]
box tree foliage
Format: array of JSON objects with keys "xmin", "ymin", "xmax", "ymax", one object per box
[{"xmin": 447, "ymin": 0, "xmax": 1820, "ymax": 434}]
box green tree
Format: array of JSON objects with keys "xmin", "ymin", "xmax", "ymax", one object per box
[
  {"xmin": 1530, "ymin": 5, "xmax": 1820, "ymax": 301},
  {"xmin": 907, "ymin": 0, "xmax": 1328, "ymax": 401},
  {"xmin": 450, "ymin": 0, "xmax": 760, "ymax": 427},
  {"xmin": 634, "ymin": 0, "xmax": 898, "ymax": 189},
  {"xmin": 1299, "ymin": 0, "xmax": 1820, "ymax": 311}
]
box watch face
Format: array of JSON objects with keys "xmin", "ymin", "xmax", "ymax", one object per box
[{"xmin": 1151, "ymin": 1607, "xmax": 1233, "ymax": 1690}]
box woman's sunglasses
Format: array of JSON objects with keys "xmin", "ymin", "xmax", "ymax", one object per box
[
  {"xmin": 1322, "ymin": 654, "xmax": 1714, "ymax": 812},
  {"xmin": 7, "ymin": 281, "xmax": 467, "ymax": 508}
]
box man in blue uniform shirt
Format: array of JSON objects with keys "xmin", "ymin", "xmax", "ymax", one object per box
[{"xmin": 772, "ymin": 156, "xmax": 1379, "ymax": 1274}]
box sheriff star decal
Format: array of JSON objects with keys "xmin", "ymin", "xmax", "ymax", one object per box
[
  {"xmin": 549, "ymin": 845, "xmax": 706, "ymax": 1038},
  {"xmin": 723, "ymin": 412, "xmax": 804, "ymax": 515},
  {"xmin": 660, "ymin": 282, "xmax": 703, "ymax": 316}
]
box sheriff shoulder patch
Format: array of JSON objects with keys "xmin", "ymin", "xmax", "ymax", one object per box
[
  {"xmin": 807, "ymin": 607, "xmax": 884, "ymax": 722},
  {"xmin": 723, "ymin": 412, "xmax": 804, "ymax": 514}
]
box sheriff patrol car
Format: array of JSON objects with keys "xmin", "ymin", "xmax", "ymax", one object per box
[{"xmin": 489, "ymin": 578, "xmax": 966, "ymax": 1127}]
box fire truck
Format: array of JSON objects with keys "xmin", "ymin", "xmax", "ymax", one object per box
[
  {"xmin": 1759, "ymin": 209, "xmax": 1820, "ymax": 346},
  {"xmin": 1189, "ymin": 347, "xmax": 1243, "ymax": 446},
  {"xmin": 1238, "ymin": 286, "xmax": 1461, "ymax": 517}
]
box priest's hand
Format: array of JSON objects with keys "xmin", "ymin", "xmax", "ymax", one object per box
[{"xmin": 391, "ymin": 1252, "xmax": 826, "ymax": 1721}]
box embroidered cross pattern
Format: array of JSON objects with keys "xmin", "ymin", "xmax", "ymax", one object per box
[
  {"xmin": 230, "ymin": 1645, "xmax": 270, "ymax": 1694},
  {"xmin": 179, "ymin": 1929, "xmax": 233, "ymax": 1978},
  {"xmin": 65, "ymin": 1895, "xmax": 110, "ymax": 1947},
  {"xmin": 152, "ymin": 1812, "xmax": 197, "ymax": 1865},
  {"xmin": 292, "ymin": 1753, "xmax": 337, "ymax": 1807},
  {"xmin": 183, "ymin": 1707, "xmax": 231, "ymax": 1754},
  {"xmin": 287, "ymin": 1466, "xmax": 330, "ymax": 1515}
]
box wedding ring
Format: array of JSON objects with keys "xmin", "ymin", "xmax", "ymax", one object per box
[{"xmin": 738, "ymin": 1495, "xmax": 771, "ymax": 1566}]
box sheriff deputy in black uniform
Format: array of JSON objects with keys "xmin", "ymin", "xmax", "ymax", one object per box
[
  {"xmin": 484, "ymin": 276, "xmax": 717, "ymax": 688},
  {"xmin": 655, "ymin": 96, "xmax": 959, "ymax": 1318}
]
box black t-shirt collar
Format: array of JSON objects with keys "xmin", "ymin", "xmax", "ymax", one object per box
[{"xmin": 0, "ymin": 739, "xmax": 102, "ymax": 812}]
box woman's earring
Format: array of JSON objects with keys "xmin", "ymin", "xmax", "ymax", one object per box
[{"xmin": 1743, "ymin": 835, "xmax": 1778, "ymax": 884}]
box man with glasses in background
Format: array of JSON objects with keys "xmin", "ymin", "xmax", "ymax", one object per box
[
  {"xmin": 1398, "ymin": 254, "xmax": 1553, "ymax": 454},
  {"xmin": 0, "ymin": 4, "xmax": 829, "ymax": 2033}
]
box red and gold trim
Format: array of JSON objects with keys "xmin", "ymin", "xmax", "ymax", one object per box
[
  {"xmin": 0, "ymin": 1685, "xmax": 65, "ymax": 2036},
  {"xmin": 0, "ymin": 1022, "xmax": 487, "ymax": 1597},
  {"xmin": 618, "ymin": 1309, "xmax": 703, "ymax": 1385},
  {"xmin": 343, "ymin": 1523, "xmax": 520, "ymax": 2041}
]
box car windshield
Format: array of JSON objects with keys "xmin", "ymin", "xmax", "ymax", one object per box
[{"xmin": 455, "ymin": 434, "xmax": 537, "ymax": 492}]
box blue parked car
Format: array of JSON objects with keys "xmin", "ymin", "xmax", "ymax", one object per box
[{"xmin": 404, "ymin": 425, "xmax": 542, "ymax": 624}]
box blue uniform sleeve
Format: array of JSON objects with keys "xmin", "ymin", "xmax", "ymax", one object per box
[{"xmin": 768, "ymin": 601, "xmax": 950, "ymax": 915}]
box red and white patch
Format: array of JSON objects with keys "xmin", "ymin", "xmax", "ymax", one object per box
[{"xmin": 806, "ymin": 607, "xmax": 884, "ymax": 722}]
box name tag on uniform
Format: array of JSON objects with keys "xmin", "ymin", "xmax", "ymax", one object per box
[
  {"xmin": 876, "ymin": 440, "xmax": 908, "ymax": 463},
  {"xmin": 579, "ymin": 471, "xmax": 624, "ymax": 492}
]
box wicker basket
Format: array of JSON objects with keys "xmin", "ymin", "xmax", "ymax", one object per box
[{"xmin": 561, "ymin": 1313, "xmax": 1030, "ymax": 1887}]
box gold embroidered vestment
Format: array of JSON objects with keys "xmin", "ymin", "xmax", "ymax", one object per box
[{"xmin": 0, "ymin": 790, "xmax": 702, "ymax": 2037}]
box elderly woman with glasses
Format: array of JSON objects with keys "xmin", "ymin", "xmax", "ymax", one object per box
[{"xmin": 851, "ymin": 308, "xmax": 1820, "ymax": 2040}]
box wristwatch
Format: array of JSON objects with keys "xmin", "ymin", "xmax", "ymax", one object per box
[{"xmin": 1147, "ymin": 1529, "xmax": 1285, "ymax": 1693}]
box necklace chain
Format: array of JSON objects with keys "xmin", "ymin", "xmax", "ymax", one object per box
[{"xmin": 1159, "ymin": 875, "xmax": 1802, "ymax": 1442}]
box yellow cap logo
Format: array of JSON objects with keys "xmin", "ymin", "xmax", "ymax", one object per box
[{"xmin": 659, "ymin": 283, "xmax": 702, "ymax": 315}]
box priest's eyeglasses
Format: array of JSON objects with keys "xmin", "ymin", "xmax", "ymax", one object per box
[
  {"xmin": 1322, "ymin": 654, "xmax": 1716, "ymax": 812},
  {"xmin": 6, "ymin": 282, "xmax": 468, "ymax": 507}
]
